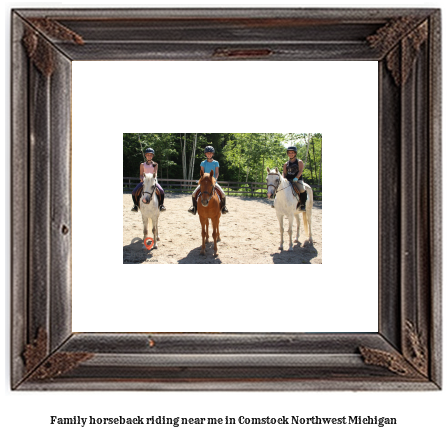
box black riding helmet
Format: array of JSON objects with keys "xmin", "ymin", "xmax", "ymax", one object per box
[
  {"xmin": 287, "ymin": 145, "xmax": 297, "ymax": 153},
  {"xmin": 144, "ymin": 147, "xmax": 155, "ymax": 156},
  {"xmin": 204, "ymin": 146, "xmax": 215, "ymax": 154}
]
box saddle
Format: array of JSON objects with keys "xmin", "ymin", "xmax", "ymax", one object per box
[
  {"xmin": 291, "ymin": 182, "xmax": 303, "ymax": 209},
  {"xmin": 291, "ymin": 182, "xmax": 300, "ymax": 203},
  {"xmin": 135, "ymin": 185, "xmax": 143, "ymax": 199},
  {"xmin": 291, "ymin": 181, "xmax": 301, "ymax": 196}
]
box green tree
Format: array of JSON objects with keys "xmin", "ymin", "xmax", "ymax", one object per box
[{"xmin": 224, "ymin": 133, "xmax": 286, "ymax": 182}]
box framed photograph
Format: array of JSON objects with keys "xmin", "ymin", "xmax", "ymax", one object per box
[
  {"xmin": 11, "ymin": 8, "xmax": 441, "ymax": 390},
  {"xmin": 121, "ymin": 132, "xmax": 323, "ymax": 265}
]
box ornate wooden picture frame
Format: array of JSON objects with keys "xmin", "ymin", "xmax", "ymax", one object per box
[{"xmin": 11, "ymin": 8, "xmax": 441, "ymax": 390}]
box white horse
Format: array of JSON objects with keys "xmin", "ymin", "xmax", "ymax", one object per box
[
  {"xmin": 266, "ymin": 167, "xmax": 313, "ymax": 251},
  {"xmin": 139, "ymin": 173, "xmax": 160, "ymax": 248}
]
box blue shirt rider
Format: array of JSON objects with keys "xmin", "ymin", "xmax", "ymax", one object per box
[
  {"xmin": 200, "ymin": 158, "xmax": 220, "ymax": 176},
  {"xmin": 188, "ymin": 146, "xmax": 229, "ymax": 215}
]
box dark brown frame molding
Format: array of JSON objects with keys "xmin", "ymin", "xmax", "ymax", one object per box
[{"xmin": 11, "ymin": 8, "xmax": 441, "ymax": 390}]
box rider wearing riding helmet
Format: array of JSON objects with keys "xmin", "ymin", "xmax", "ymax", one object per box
[
  {"xmin": 283, "ymin": 145, "xmax": 307, "ymax": 211},
  {"xmin": 131, "ymin": 147, "xmax": 166, "ymax": 212},
  {"xmin": 188, "ymin": 145, "xmax": 229, "ymax": 215}
]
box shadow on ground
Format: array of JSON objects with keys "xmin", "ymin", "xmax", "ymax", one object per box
[
  {"xmin": 123, "ymin": 237, "xmax": 158, "ymax": 264},
  {"xmin": 270, "ymin": 242, "xmax": 319, "ymax": 264},
  {"xmin": 178, "ymin": 243, "xmax": 223, "ymax": 264}
]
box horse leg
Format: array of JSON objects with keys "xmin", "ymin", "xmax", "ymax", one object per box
[
  {"xmin": 216, "ymin": 220, "xmax": 221, "ymax": 242},
  {"xmin": 205, "ymin": 219, "xmax": 209, "ymax": 243},
  {"xmin": 294, "ymin": 213, "xmax": 300, "ymax": 243},
  {"xmin": 200, "ymin": 216, "xmax": 206, "ymax": 255},
  {"xmin": 152, "ymin": 216, "xmax": 158, "ymax": 249},
  {"xmin": 154, "ymin": 196, "xmax": 160, "ymax": 242},
  {"xmin": 277, "ymin": 214, "xmax": 284, "ymax": 250},
  {"xmin": 211, "ymin": 217, "xmax": 219, "ymax": 256},
  {"xmin": 287, "ymin": 215, "xmax": 293, "ymax": 251},
  {"xmin": 142, "ymin": 214, "xmax": 149, "ymax": 242}
]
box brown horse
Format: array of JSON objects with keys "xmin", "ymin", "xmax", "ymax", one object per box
[{"xmin": 196, "ymin": 169, "xmax": 221, "ymax": 256}]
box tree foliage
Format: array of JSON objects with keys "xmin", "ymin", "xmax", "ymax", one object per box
[{"xmin": 123, "ymin": 133, "xmax": 322, "ymax": 185}]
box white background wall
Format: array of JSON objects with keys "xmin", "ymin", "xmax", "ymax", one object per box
[{"xmin": 72, "ymin": 60, "xmax": 378, "ymax": 333}]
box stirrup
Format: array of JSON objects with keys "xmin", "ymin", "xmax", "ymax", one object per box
[
  {"xmin": 159, "ymin": 205, "xmax": 166, "ymax": 212},
  {"xmin": 188, "ymin": 206, "xmax": 197, "ymax": 215},
  {"xmin": 221, "ymin": 206, "xmax": 229, "ymax": 214},
  {"xmin": 131, "ymin": 205, "xmax": 138, "ymax": 212}
]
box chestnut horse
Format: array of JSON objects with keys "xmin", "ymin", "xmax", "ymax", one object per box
[{"xmin": 196, "ymin": 169, "xmax": 221, "ymax": 256}]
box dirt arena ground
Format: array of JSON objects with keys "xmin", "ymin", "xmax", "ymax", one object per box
[{"xmin": 123, "ymin": 193, "xmax": 322, "ymax": 264}]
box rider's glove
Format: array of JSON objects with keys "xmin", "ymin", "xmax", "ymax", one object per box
[{"xmin": 293, "ymin": 177, "xmax": 298, "ymax": 182}]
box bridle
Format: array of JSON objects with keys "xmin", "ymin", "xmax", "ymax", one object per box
[
  {"xmin": 199, "ymin": 177, "xmax": 215, "ymax": 199},
  {"xmin": 142, "ymin": 178, "xmax": 156, "ymax": 204},
  {"xmin": 267, "ymin": 172, "xmax": 293, "ymax": 197}
]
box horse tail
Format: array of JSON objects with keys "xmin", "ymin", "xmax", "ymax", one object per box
[
  {"xmin": 303, "ymin": 184, "xmax": 313, "ymax": 239},
  {"xmin": 307, "ymin": 184, "xmax": 313, "ymax": 208},
  {"xmin": 303, "ymin": 209, "xmax": 309, "ymax": 238}
]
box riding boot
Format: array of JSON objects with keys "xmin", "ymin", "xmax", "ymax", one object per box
[
  {"xmin": 220, "ymin": 196, "xmax": 229, "ymax": 214},
  {"xmin": 299, "ymin": 191, "xmax": 307, "ymax": 212},
  {"xmin": 158, "ymin": 191, "xmax": 166, "ymax": 212},
  {"xmin": 188, "ymin": 196, "xmax": 197, "ymax": 215},
  {"xmin": 131, "ymin": 193, "xmax": 139, "ymax": 212}
]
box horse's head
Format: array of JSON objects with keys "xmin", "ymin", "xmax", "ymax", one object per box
[
  {"xmin": 266, "ymin": 167, "xmax": 281, "ymax": 199},
  {"xmin": 199, "ymin": 168, "xmax": 215, "ymax": 207},
  {"xmin": 142, "ymin": 173, "xmax": 156, "ymax": 204}
]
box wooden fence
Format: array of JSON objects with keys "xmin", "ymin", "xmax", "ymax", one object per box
[{"xmin": 123, "ymin": 177, "xmax": 322, "ymax": 200}]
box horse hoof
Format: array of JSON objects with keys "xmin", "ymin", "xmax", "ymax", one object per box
[
  {"xmin": 200, "ymin": 251, "xmax": 205, "ymax": 256},
  {"xmin": 288, "ymin": 247, "xmax": 293, "ymax": 251},
  {"xmin": 279, "ymin": 246, "xmax": 283, "ymax": 250},
  {"xmin": 294, "ymin": 239, "xmax": 298, "ymax": 243},
  {"xmin": 157, "ymin": 237, "xmax": 160, "ymax": 241}
]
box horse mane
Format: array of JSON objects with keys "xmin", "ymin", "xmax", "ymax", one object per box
[
  {"xmin": 268, "ymin": 167, "xmax": 283, "ymax": 178},
  {"xmin": 143, "ymin": 173, "xmax": 156, "ymax": 188}
]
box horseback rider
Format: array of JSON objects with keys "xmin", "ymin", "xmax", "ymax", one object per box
[
  {"xmin": 282, "ymin": 145, "xmax": 307, "ymax": 212},
  {"xmin": 188, "ymin": 146, "xmax": 229, "ymax": 215},
  {"xmin": 131, "ymin": 147, "xmax": 166, "ymax": 212}
]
